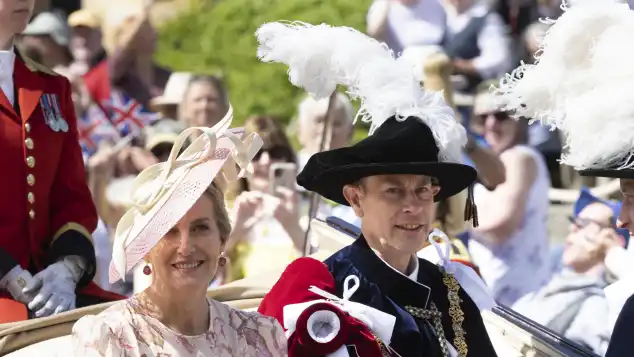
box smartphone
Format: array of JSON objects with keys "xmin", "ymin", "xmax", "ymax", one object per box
[{"xmin": 269, "ymin": 162, "xmax": 297, "ymax": 195}]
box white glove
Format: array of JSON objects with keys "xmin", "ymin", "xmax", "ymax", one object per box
[
  {"xmin": 0, "ymin": 265, "xmax": 36, "ymax": 305},
  {"xmin": 23, "ymin": 256, "xmax": 85, "ymax": 317}
]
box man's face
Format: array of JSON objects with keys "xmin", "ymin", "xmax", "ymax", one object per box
[
  {"xmin": 618, "ymin": 178, "xmax": 634, "ymax": 235},
  {"xmin": 0, "ymin": 0, "xmax": 33, "ymax": 35},
  {"xmin": 562, "ymin": 202, "xmax": 614, "ymax": 272},
  {"xmin": 70, "ymin": 25, "xmax": 102, "ymax": 61},
  {"xmin": 344, "ymin": 174, "xmax": 440, "ymax": 255}
]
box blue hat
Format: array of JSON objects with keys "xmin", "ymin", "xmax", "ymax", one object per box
[{"xmin": 574, "ymin": 187, "xmax": 629, "ymax": 246}]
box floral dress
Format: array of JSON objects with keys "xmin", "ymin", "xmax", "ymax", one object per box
[{"xmin": 71, "ymin": 296, "xmax": 288, "ymax": 357}]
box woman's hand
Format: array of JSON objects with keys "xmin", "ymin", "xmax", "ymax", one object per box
[
  {"xmin": 88, "ymin": 144, "xmax": 117, "ymax": 180},
  {"xmin": 116, "ymin": 146, "xmax": 158, "ymax": 176},
  {"xmin": 272, "ymin": 187, "xmax": 300, "ymax": 227},
  {"xmin": 232, "ymin": 191, "xmax": 264, "ymax": 232}
]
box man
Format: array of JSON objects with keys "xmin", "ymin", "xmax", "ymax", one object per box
[
  {"xmin": 0, "ymin": 0, "xmax": 122, "ymax": 323},
  {"xmin": 493, "ymin": 0, "xmax": 634, "ymax": 355},
  {"xmin": 256, "ymin": 21, "xmax": 497, "ymax": 356},
  {"xmin": 512, "ymin": 188, "xmax": 624, "ymax": 355},
  {"xmin": 67, "ymin": 8, "xmax": 107, "ymax": 78}
]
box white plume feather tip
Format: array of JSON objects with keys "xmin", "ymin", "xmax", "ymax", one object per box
[
  {"xmin": 493, "ymin": 0, "xmax": 634, "ymax": 170},
  {"xmin": 255, "ymin": 21, "xmax": 466, "ymax": 163}
]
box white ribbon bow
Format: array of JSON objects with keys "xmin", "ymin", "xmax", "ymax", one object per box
[
  {"xmin": 427, "ymin": 229, "xmax": 496, "ymax": 311},
  {"xmin": 283, "ymin": 275, "xmax": 397, "ymax": 346},
  {"xmin": 110, "ymin": 105, "xmax": 262, "ymax": 281}
]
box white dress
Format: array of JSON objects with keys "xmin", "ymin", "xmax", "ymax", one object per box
[
  {"xmin": 469, "ymin": 146, "xmax": 551, "ymax": 306},
  {"xmin": 71, "ymin": 296, "xmax": 288, "ymax": 357}
]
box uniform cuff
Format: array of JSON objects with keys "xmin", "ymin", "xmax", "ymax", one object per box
[
  {"xmin": 0, "ymin": 248, "xmax": 19, "ymax": 280},
  {"xmin": 48, "ymin": 223, "xmax": 96, "ymax": 288}
]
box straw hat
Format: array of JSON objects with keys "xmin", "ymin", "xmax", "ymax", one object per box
[
  {"xmin": 68, "ymin": 9, "xmax": 101, "ymax": 29},
  {"xmin": 109, "ymin": 105, "xmax": 263, "ymax": 283}
]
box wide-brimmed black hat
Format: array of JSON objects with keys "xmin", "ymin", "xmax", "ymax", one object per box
[{"xmin": 297, "ymin": 116, "xmax": 478, "ymax": 206}]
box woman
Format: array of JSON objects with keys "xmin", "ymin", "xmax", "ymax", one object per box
[
  {"xmin": 71, "ymin": 108, "xmax": 287, "ymax": 356},
  {"xmin": 225, "ymin": 115, "xmax": 303, "ymax": 282},
  {"xmin": 468, "ymin": 80, "xmax": 551, "ymax": 306},
  {"xmin": 179, "ymin": 75, "xmax": 230, "ymax": 128}
]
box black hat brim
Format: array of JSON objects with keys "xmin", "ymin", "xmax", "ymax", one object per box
[
  {"xmin": 579, "ymin": 168, "xmax": 634, "ymax": 179},
  {"xmin": 298, "ymin": 161, "xmax": 478, "ymax": 206}
]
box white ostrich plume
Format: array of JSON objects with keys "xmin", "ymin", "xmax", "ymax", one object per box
[
  {"xmin": 494, "ymin": 0, "xmax": 634, "ymax": 171},
  {"xmin": 255, "ymin": 21, "xmax": 465, "ymax": 164}
]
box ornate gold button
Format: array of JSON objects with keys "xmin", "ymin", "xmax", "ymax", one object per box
[
  {"xmin": 25, "ymin": 138, "xmax": 33, "ymax": 150},
  {"xmin": 27, "ymin": 192, "xmax": 34, "ymax": 204},
  {"xmin": 29, "ymin": 210, "xmax": 35, "ymax": 219},
  {"xmin": 26, "ymin": 156, "xmax": 35, "ymax": 168},
  {"xmin": 26, "ymin": 174, "xmax": 35, "ymax": 186},
  {"xmin": 24, "ymin": 123, "xmax": 31, "ymax": 133}
]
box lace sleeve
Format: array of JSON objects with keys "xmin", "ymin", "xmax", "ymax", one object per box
[
  {"xmin": 71, "ymin": 314, "xmax": 134, "ymax": 357},
  {"xmin": 256, "ymin": 315, "xmax": 288, "ymax": 357}
]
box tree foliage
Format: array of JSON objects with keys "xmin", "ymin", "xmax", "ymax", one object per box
[{"xmin": 155, "ymin": 0, "xmax": 372, "ymax": 129}]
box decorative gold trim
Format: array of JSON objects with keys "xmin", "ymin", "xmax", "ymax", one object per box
[
  {"xmin": 442, "ymin": 271, "xmax": 467, "ymax": 357},
  {"xmin": 51, "ymin": 222, "xmax": 94, "ymax": 246},
  {"xmin": 19, "ymin": 49, "xmax": 58, "ymax": 76},
  {"xmin": 406, "ymin": 303, "xmax": 450, "ymax": 357}
]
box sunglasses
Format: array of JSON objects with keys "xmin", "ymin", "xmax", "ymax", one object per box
[
  {"xmin": 253, "ymin": 146, "xmax": 292, "ymax": 161},
  {"xmin": 474, "ymin": 112, "xmax": 509, "ymax": 123},
  {"xmin": 567, "ymin": 215, "xmax": 612, "ymax": 230}
]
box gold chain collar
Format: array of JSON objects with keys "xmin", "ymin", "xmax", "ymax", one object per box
[{"xmin": 405, "ymin": 269, "xmax": 467, "ymax": 357}]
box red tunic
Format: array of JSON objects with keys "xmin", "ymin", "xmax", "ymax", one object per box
[{"xmin": 0, "ymin": 53, "xmax": 123, "ymax": 323}]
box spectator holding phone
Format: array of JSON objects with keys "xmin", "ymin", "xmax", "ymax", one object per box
[{"xmin": 224, "ymin": 116, "xmax": 304, "ymax": 282}]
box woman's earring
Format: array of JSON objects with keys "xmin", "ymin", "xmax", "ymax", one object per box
[
  {"xmin": 143, "ymin": 264, "xmax": 152, "ymax": 275},
  {"xmin": 218, "ymin": 253, "xmax": 227, "ymax": 267}
]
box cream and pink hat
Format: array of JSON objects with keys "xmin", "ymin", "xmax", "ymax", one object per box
[{"xmin": 109, "ymin": 105, "xmax": 262, "ymax": 283}]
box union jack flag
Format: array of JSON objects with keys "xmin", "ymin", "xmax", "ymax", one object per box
[
  {"xmin": 77, "ymin": 103, "xmax": 120, "ymax": 157},
  {"xmin": 108, "ymin": 90, "xmax": 159, "ymax": 137}
]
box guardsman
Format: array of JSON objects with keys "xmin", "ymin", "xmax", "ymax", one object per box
[{"xmin": 0, "ymin": 0, "xmax": 123, "ymax": 323}]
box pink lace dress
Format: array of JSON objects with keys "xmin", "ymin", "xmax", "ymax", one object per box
[{"xmin": 71, "ymin": 296, "xmax": 288, "ymax": 357}]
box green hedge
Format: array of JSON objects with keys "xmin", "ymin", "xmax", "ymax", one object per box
[{"xmin": 156, "ymin": 0, "xmax": 372, "ymax": 130}]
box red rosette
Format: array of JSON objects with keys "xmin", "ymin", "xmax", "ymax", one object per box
[{"xmin": 289, "ymin": 302, "xmax": 350, "ymax": 356}]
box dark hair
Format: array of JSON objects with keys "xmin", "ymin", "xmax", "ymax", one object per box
[{"xmin": 227, "ymin": 115, "xmax": 296, "ymax": 199}]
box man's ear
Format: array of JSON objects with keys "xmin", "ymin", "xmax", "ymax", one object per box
[{"xmin": 343, "ymin": 184, "xmax": 364, "ymax": 218}]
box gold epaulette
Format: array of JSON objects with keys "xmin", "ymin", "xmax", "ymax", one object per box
[{"xmin": 22, "ymin": 53, "xmax": 58, "ymax": 76}]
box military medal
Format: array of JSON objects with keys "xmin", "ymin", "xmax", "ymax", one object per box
[
  {"xmin": 40, "ymin": 94, "xmax": 59, "ymax": 131},
  {"xmin": 40, "ymin": 94, "xmax": 68, "ymax": 132},
  {"xmin": 49, "ymin": 94, "xmax": 68, "ymax": 132}
]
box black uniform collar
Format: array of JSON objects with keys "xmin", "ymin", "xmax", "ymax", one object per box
[{"xmin": 347, "ymin": 237, "xmax": 434, "ymax": 309}]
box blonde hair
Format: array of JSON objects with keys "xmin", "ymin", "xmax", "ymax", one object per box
[{"xmin": 204, "ymin": 181, "xmax": 232, "ymax": 244}]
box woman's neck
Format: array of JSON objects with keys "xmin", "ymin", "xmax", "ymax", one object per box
[{"xmin": 142, "ymin": 285, "xmax": 210, "ymax": 336}]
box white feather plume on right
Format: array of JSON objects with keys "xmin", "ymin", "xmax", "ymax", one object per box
[
  {"xmin": 494, "ymin": 0, "xmax": 634, "ymax": 171},
  {"xmin": 255, "ymin": 21, "xmax": 466, "ymax": 164}
]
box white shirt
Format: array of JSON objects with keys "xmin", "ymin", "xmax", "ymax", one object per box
[
  {"xmin": 368, "ymin": 0, "xmax": 446, "ymax": 54},
  {"xmin": 445, "ymin": 3, "xmax": 511, "ymax": 79},
  {"xmin": 0, "ymin": 49, "xmax": 15, "ymax": 106}
]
